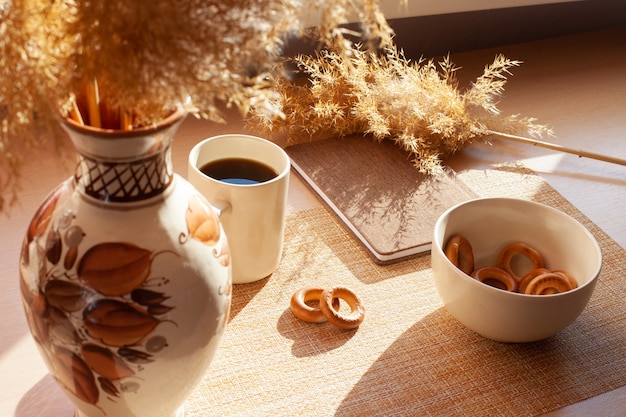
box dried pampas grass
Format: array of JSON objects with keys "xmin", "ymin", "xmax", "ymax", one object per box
[
  {"xmin": 250, "ymin": 45, "xmax": 552, "ymax": 174},
  {"xmin": 0, "ymin": 0, "xmax": 394, "ymax": 211}
]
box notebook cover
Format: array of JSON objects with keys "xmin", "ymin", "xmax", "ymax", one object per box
[{"xmin": 286, "ymin": 136, "xmax": 478, "ymax": 263}]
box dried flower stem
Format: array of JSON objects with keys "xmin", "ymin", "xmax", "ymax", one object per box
[
  {"xmin": 251, "ymin": 46, "xmax": 553, "ymax": 174},
  {"xmin": 489, "ymin": 130, "xmax": 626, "ymax": 167},
  {"xmin": 85, "ymin": 79, "xmax": 101, "ymax": 128},
  {"xmin": 69, "ymin": 100, "xmax": 84, "ymax": 125}
]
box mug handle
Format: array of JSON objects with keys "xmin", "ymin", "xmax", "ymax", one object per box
[{"xmin": 211, "ymin": 200, "xmax": 231, "ymax": 217}]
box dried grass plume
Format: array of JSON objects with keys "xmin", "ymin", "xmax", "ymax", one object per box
[
  {"xmin": 0, "ymin": 0, "xmax": 394, "ymax": 210},
  {"xmin": 250, "ymin": 45, "xmax": 552, "ymax": 174}
]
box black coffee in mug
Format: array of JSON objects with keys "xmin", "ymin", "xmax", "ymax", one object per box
[{"xmin": 199, "ymin": 157, "xmax": 278, "ymax": 185}]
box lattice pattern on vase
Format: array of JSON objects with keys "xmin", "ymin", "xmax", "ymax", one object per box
[{"xmin": 75, "ymin": 152, "xmax": 173, "ymax": 202}]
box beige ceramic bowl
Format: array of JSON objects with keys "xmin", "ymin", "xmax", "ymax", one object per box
[{"xmin": 431, "ymin": 198, "xmax": 602, "ymax": 343}]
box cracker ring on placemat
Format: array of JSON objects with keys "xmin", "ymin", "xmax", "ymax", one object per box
[
  {"xmin": 497, "ymin": 242, "xmax": 545, "ymax": 280},
  {"xmin": 290, "ymin": 287, "xmax": 340, "ymax": 323},
  {"xmin": 472, "ymin": 266, "xmax": 519, "ymax": 292},
  {"xmin": 319, "ymin": 286, "xmax": 365, "ymax": 330}
]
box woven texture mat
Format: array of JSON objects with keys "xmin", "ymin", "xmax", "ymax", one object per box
[{"xmin": 185, "ymin": 166, "xmax": 626, "ymax": 416}]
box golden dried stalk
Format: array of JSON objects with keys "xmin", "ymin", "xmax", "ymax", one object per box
[
  {"xmin": 489, "ymin": 131, "xmax": 626, "ymax": 166},
  {"xmin": 0, "ymin": 0, "xmax": 395, "ymax": 211},
  {"xmin": 250, "ymin": 45, "xmax": 553, "ymax": 174}
]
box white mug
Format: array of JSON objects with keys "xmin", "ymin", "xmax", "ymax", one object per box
[{"xmin": 188, "ymin": 134, "xmax": 290, "ymax": 284}]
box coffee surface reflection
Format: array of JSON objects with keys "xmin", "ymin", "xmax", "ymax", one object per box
[{"xmin": 200, "ymin": 158, "xmax": 277, "ymax": 185}]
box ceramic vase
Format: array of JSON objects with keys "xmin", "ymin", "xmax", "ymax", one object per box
[{"xmin": 18, "ymin": 108, "xmax": 232, "ymax": 417}]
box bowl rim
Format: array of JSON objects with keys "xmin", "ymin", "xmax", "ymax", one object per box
[{"xmin": 433, "ymin": 197, "xmax": 603, "ymax": 299}]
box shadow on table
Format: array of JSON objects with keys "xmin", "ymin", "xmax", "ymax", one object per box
[
  {"xmin": 228, "ymin": 276, "xmax": 270, "ymax": 323},
  {"xmin": 276, "ymin": 306, "xmax": 358, "ymax": 357},
  {"xmin": 334, "ymin": 305, "xmax": 626, "ymax": 417},
  {"xmin": 280, "ymin": 207, "xmax": 433, "ymax": 288},
  {"xmin": 15, "ymin": 374, "xmax": 74, "ymax": 417}
]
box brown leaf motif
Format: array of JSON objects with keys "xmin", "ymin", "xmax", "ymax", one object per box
[
  {"xmin": 215, "ymin": 243, "xmax": 231, "ymax": 267},
  {"xmin": 83, "ymin": 299, "xmax": 161, "ymax": 347},
  {"xmin": 98, "ymin": 376, "xmax": 120, "ymax": 397},
  {"xmin": 51, "ymin": 346, "xmax": 99, "ymax": 405},
  {"xmin": 26, "ymin": 184, "xmax": 64, "ymax": 244},
  {"xmin": 21, "ymin": 290, "xmax": 50, "ymax": 346},
  {"xmin": 118, "ymin": 347, "xmax": 154, "ymax": 364},
  {"xmin": 77, "ymin": 242, "xmax": 153, "ymax": 296},
  {"xmin": 45, "ymin": 280, "xmax": 94, "ymax": 313},
  {"xmin": 131, "ymin": 288, "xmax": 169, "ymax": 306},
  {"xmin": 45, "ymin": 228, "xmax": 63, "ymax": 265},
  {"xmin": 81, "ymin": 343, "xmax": 135, "ymax": 380},
  {"xmin": 183, "ymin": 194, "xmax": 220, "ymax": 246},
  {"xmin": 64, "ymin": 246, "xmax": 79, "ymax": 270},
  {"xmin": 48, "ymin": 306, "xmax": 80, "ymax": 345},
  {"xmin": 21, "ymin": 202, "xmax": 178, "ymax": 410}
]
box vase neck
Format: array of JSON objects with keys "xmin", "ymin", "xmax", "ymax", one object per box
[
  {"xmin": 62, "ymin": 110, "xmax": 185, "ymax": 203},
  {"xmin": 74, "ymin": 147, "xmax": 174, "ymax": 203}
]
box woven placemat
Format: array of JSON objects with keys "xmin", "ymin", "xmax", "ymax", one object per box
[{"xmin": 185, "ymin": 166, "xmax": 626, "ymax": 417}]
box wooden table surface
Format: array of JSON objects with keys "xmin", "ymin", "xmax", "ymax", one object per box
[{"xmin": 1, "ymin": 28, "xmax": 625, "ymax": 416}]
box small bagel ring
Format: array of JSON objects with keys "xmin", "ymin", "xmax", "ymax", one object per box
[
  {"xmin": 523, "ymin": 272, "xmax": 576, "ymax": 295},
  {"xmin": 518, "ymin": 268, "xmax": 551, "ymax": 294},
  {"xmin": 290, "ymin": 287, "xmax": 340, "ymax": 323},
  {"xmin": 319, "ymin": 286, "xmax": 365, "ymax": 330},
  {"xmin": 444, "ymin": 235, "xmax": 475, "ymax": 275},
  {"xmin": 552, "ymin": 269, "xmax": 578, "ymax": 291},
  {"xmin": 496, "ymin": 242, "xmax": 545, "ymax": 281},
  {"xmin": 472, "ymin": 266, "xmax": 519, "ymax": 292}
]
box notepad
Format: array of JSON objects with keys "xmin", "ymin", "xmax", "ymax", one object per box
[{"xmin": 286, "ymin": 136, "xmax": 478, "ymax": 263}]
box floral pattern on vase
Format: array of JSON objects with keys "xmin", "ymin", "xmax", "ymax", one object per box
[{"xmin": 19, "ymin": 109, "xmax": 232, "ymax": 417}]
